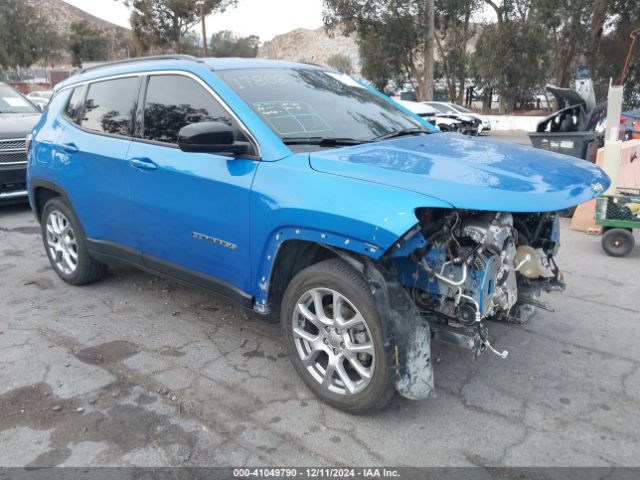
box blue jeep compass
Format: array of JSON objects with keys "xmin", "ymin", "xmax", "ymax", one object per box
[{"xmin": 27, "ymin": 55, "xmax": 609, "ymax": 413}]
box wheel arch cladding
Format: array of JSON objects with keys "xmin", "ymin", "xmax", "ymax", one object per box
[
  {"xmin": 253, "ymin": 227, "xmax": 383, "ymax": 314},
  {"xmin": 33, "ymin": 187, "xmax": 60, "ymax": 221}
]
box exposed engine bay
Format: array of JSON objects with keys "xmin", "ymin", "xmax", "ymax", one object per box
[{"xmin": 388, "ymin": 208, "xmax": 565, "ymax": 359}]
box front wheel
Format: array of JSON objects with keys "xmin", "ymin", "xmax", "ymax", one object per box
[
  {"xmin": 280, "ymin": 259, "xmax": 393, "ymax": 414},
  {"xmin": 601, "ymin": 228, "xmax": 635, "ymax": 257}
]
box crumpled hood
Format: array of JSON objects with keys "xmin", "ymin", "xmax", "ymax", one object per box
[
  {"xmin": 0, "ymin": 113, "xmax": 41, "ymax": 139},
  {"xmin": 309, "ymin": 133, "xmax": 610, "ymax": 212}
]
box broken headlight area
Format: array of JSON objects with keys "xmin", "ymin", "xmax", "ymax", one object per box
[{"xmin": 385, "ymin": 208, "xmax": 565, "ymax": 359}]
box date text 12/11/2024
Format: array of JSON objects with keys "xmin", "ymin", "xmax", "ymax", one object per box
[{"xmin": 233, "ymin": 468, "xmax": 401, "ymax": 478}]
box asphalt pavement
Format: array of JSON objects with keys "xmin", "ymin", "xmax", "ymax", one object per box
[{"xmin": 0, "ymin": 134, "xmax": 638, "ymax": 467}]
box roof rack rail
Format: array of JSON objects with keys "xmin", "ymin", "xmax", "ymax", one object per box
[{"xmin": 80, "ymin": 55, "xmax": 203, "ymax": 74}]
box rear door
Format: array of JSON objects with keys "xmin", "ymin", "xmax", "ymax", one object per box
[
  {"xmin": 58, "ymin": 76, "xmax": 141, "ymax": 252},
  {"xmin": 126, "ymin": 73, "xmax": 259, "ymax": 299}
]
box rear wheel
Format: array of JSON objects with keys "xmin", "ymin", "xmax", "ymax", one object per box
[
  {"xmin": 438, "ymin": 124, "xmax": 451, "ymax": 132},
  {"xmin": 41, "ymin": 198, "xmax": 109, "ymax": 285},
  {"xmin": 281, "ymin": 258, "xmax": 393, "ymax": 414},
  {"xmin": 601, "ymin": 228, "xmax": 635, "ymax": 257}
]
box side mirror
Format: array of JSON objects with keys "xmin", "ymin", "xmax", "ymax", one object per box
[{"xmin": 177, "ymin": 121, "xmax": 249, "ymax": 155}]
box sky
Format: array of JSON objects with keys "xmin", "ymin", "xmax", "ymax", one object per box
[{"xmin": 61, "ymin": 0, "xmax": 326, "ymax": 42}]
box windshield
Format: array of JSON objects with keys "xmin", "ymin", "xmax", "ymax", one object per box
[
  {"xmin": 0, "ymin": 86, "xmax": 39, "ymax": 113},
  {"xmin": 449, "ymin": 103, "xmax": 471, "ymax": 113},
  {"xmin": 426, "ymin": 102, "xmax": 452, "ymax": 114},
  {"xmin": 218, "ymin": 68, "xmax": 431, "ymax": 142}
]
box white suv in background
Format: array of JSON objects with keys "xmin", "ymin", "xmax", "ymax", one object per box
[
  {"xmin": 395, "ymin": 100, "xmax": 462, "ymax": 132},
  {"xmin": 425, "ymin": 101, "xmax": 491, "ymax": 134}
]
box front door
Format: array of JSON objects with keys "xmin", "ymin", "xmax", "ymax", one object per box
[{"xmin": 127, "ymin": 73, "xmax": 258, "ymax": 299}]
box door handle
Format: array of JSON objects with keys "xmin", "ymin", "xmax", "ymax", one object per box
[
  {"xmin": 129, "ymin": 157, "xmax": 157, "ymax": 171},
  {"xmin": 61, "ymin": 142, "xmax": 79, "ymax": 154}
]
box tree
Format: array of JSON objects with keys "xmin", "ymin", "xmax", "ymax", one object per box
[
  {"xmin": 326, "ymin": 53, "xmax": 354, "ymax": 74},
  {"xmin": 358, "ymin": 29, "xmax": 403, "ymax": 91},
  {"xmin": 471, "ymin": 2, "xmax": 550, "ymax": 112},
  {"xmin": 0, "ymin": 0, "xmax": 62, "ymax": 68},
  {"xmin": 34, "ymin": 22, "xmax": 65, "ymax": 76},
  {"xmin": 110, "ymin": 30, "xmax": 137, "ymax": 59},
  {"xmin": 323, "ymin": 0, "xmax": 436, "ymax": 100},
  {"xmin": 434, "ymin": 0, "xmax": 482, "ymax": 103},
  {"xmin": 68, "ymin": 21, "xmax": 109, "ymax": 67},
  {"xmin": 123, "ymin": 0, "xmax": 238, "ymax": 53},
  {"xmin": 532, "ymin": 0, "xmax": 607, "ymax": 87},
  {"xmin": 589, "ymin": 2, "xmax": 640, "ymax": 105},
  {"xmin": 209, "ymin": 30, "xmax": 260, "ymax": 57}
]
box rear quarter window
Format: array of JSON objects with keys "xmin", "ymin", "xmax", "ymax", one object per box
[
  {"xmin": 80, "ymin": 77, "xmax": 139, "ymax": 137},
  {"xmin": 64, "ymin": 86, "xmax": 86, "ymax": 123}
]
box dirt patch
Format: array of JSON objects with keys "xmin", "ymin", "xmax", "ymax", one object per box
[
  {"xmin": 159, "ymin": 347, "xmax": 186, "ymax": 357},
  {"xmin": 75, "ymin": 341, "xmax": 139, "ymax": 365},
  {"xmin": 135, "ymin": 393, "xmax": 157, "ymax": 406},
  {"xmin": 24, "ymin": 278, "xmax": 54, "ymax": 290},
  {"xmin": 0, "ymin": 383, "xmax": 81, "ymax": 432},
  {"xmin": 1, "ymin": 381, "xmax": 198, "ymax": 466},
  {"xmin": 27, "ymin": 447, "xmax": 72, "ymax": 467},
  {"xmin": 49, "ymin": 401, "xmax": 197, "ymax": 462}
]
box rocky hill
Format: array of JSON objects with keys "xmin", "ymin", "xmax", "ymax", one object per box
[
  {"xmin": 259, "ymin": 26, "xmax": 361, "ymax": 74},
  {"xmin": 25, "ymin": 0, "xmax": 131, "ymax": 64},
  {"xmin": 259, "ymin": 24, "xmax": 484, "ymax": 77},
  {"xmin": 26, "ymin": 0, "xmax": 130, "ymax": 38}
]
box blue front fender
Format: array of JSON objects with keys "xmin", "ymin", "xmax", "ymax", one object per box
[{"xmin": 250, "ymin": 153, "xmax": 452, "ymax": 309}]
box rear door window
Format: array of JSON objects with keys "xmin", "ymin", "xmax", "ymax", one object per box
[
  {"xmin": 142, "ymin": 74, "xmax": 234, "ymax": 145},
  {"xmin": 80, "ymin": 77, "xmax": 139, "ymax": 137}
]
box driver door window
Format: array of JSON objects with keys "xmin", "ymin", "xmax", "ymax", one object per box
[{"xmin": 142, "ymin": 74, "xmax": 235, "ymax": 145}]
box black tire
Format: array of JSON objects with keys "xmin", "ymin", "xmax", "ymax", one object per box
[
  {"xmin": 438, "ymin": 124, "xmax": 451, "ymax": 132},
  {"xmin": 41, "ymin": 197, "xmax": 109, "ymax": 285},
  {"xmin": 280, "ymin": 258, "xmax": 394, "ymax": 414},
  {"xmin": 601, "ymin": 228, "xmax": 635, "ymax": 257}
]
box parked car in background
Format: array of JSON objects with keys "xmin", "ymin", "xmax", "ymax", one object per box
[
  {"xmin": 447, "ymin": 102, "xmax": 492, "ymax": 133},
  {"xmin": 27, "ymin": 91, "xmax": 54, "ymax": 111},
  {"xmin": 425, "ymin": 101, "xmax": 489, "ymax": 135},
  {"xmin": 28, "ymin": 56, "xmax": 609, "ymax": 413},
  {"xmin": 0, "ymin": 82, "xmax": 41, "ymax": 203},
  {"xmin": 396, "ymin": 99, "xmax": 462, "ymax": 132}
]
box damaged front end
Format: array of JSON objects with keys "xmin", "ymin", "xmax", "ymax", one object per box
[{"xmin": 374, "ymin": 208, "xmax": 566, "ymax": 399}]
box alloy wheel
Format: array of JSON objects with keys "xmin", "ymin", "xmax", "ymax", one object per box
[
  {"xmin": 291, "ymin": 287, "xmax": 375, "ymax": 395},
  {"xmin": 45, "ymin": 210, "xmax": 78, "ymax": 275}
]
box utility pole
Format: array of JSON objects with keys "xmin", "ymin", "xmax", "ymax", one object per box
[{"xmin": 198, "ymin": 1, "xmax": 208, "ymax": 56}]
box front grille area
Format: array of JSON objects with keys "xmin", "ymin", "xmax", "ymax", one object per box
[
  {"xmin": 0, "ymin": 138, "xmax": 27, "ymax": 164},
  {"xmin": 0, "ymin": 138, "xmax": 26, "ymax": 150},
  {"xmin": 0, "ymin": 151, "xmax": 27, "ymax": 164}
]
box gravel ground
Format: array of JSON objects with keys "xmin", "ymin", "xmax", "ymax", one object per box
[{"xmin": 0, "ymin": 154, "xmax": 639, "ymax": 467}]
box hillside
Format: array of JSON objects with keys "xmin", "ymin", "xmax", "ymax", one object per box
[
  {"xmin": 258, "ymin": 24, "xmax": 484, "ymax": 76},
  {"xmin": 26, "ymin": 0, "xmax": 130, "ymax": 38},
  {"xmin": 259, "ymin": 26, "xmax": 361, "ymax": 74},
  {"xmin": 25, "ymin": 0, "xmax": 132, "ymax": 65}
]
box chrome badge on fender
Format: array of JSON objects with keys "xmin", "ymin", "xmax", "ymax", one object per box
[{"xmin": 192, "ymin": 232, "xmax": 238, "ymax": 250}]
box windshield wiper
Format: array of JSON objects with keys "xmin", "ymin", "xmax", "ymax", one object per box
[
  {"xmin": 282, "ymin": 136, "xmax": 370, "ymax": 147},
  {"xmin": 373, "ymin": 128, "xmax": 432, "ymax": 141}
]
